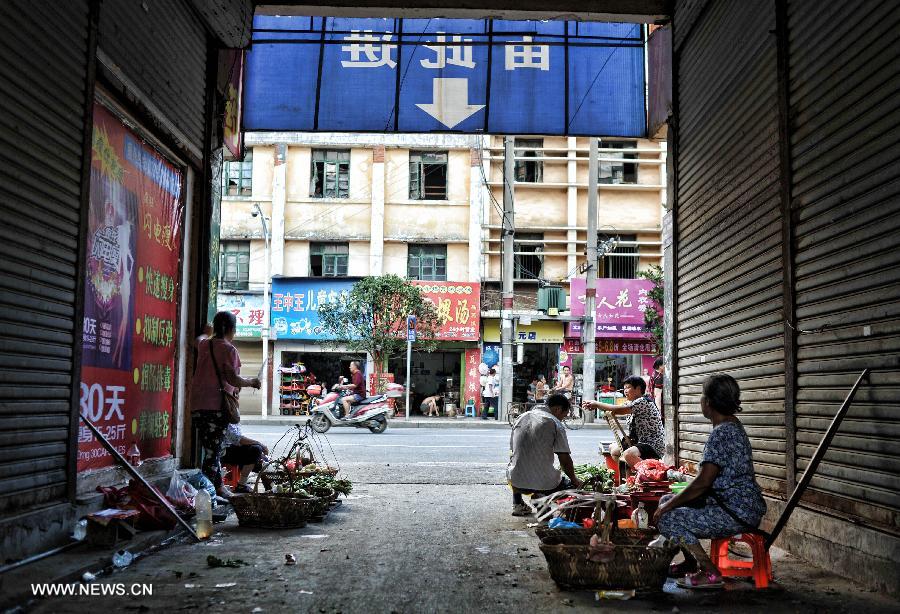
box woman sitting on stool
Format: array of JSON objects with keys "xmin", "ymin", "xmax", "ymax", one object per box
[{"xmin": 652, "ymin": 373, "xmax": 766, "ymax": 589}]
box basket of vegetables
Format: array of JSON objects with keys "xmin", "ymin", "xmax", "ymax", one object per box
[{"xmin": 231, "ymin": 462, "xmax": 327, "ymax": 529}]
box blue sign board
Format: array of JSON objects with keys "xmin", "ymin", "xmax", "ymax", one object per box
[
  {"xmin": 271, "ymin": 277, "xmax": 358, "ymax": 340},
  {"xmin": 245, "ymin": 17, "xmax": 645, "ymax": 136},
  {"xmin": 406, "ymin": 315, "xmax": 417, "ymax": 342}
]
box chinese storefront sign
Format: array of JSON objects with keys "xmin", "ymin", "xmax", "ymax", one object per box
[
  {"xmin": 569, "ymin": 278, "xmax": 657, "ymax": 339},
  {"xmin": 221, "ymin": 49, "xmax": 244, "ymax": 160},
  {"xmin": 482, "ymin": 319, "xmax": 564, "ymax": 344},
  {"xmin": 271, "ymin": 277, "xmax": 357, "ymax": 340},
  {"xmin": 563, "ymin": 338, "xmax": 658, "ymax": 355},
  {"xmin": 245, "ymin": 16, "xmax": 645, "ymax": 136},
  {"xmin": 217, "ymin": 292, "xmax": 265, "ymax": 338},
  {"xmin": 412, "ymin": 281, "xmax": 480, "ymax": 341},
  {"xmin": 463, "ymin": 349, "xmax": 482, "ymax": 412},
  {"xmin": 79, "ymin": 102, "xmax": 183, "ymax": 471}
]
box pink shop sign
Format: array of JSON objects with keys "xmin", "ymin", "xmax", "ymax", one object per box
[{"xmin": 568, "ymin": 277, "xmax": 658, "ymax": 339}]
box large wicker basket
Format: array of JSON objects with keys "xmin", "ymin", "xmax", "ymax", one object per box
[
  {"xmin": 536, "ymin": 527, "xmax": 677, "ymax": 592},
  {"xmin": 230, "ymin": 492, "xmax": 322, "ymax": 529}
]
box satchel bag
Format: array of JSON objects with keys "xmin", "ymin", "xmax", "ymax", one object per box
[{"xmin": 208, "ymin": 340, "xmax": 240, "ymax": 424}]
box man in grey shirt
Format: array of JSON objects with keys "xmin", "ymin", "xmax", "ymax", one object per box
[{"xmin": 507, "ymin": 394, "xmax": 583, "ymax": 516}]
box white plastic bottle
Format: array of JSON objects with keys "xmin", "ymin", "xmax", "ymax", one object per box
[
  {"xmin": 631, "ymin": 501, "xmax": 649, "ymax": 529},
  {"xmin": 195, "ymin": 489, "xmax": 213, "ymax": 539}
]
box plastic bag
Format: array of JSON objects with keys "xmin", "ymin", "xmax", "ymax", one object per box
[
  {"xmin": 185, "ymin": 471, "xmax": 216, "ymax": 499},
  {"xmin": 166, "ymin": 471, "xmax": 197, "ymax": 511}
]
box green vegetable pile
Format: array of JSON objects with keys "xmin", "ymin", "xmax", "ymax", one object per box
[
  {"xmin": 574, "ymin": 464, "xmax": 615, "ymax": 493},
  {"xmin": 298, "ymin": 474, "xmax": 353, "ymax": 496}
]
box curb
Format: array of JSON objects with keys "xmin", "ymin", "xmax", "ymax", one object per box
[{"xmin": 240, "ymin": 417, "xmax": 608, "ymax": 430}]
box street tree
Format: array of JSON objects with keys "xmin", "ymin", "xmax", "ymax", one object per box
[{"xmin": 317, "ymin": 274, "xmax": 442, "ymax": 387}]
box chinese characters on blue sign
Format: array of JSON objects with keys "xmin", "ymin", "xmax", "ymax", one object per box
[
  {"xmin": 271, "ymin": 278, "xmax": 358, "ymax": 340},
  {"xmin": 245, "ymin": 17, "xmax": 645, "ymax": 136}
]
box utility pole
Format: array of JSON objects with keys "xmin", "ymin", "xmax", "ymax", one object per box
[
  {"xmin": 583, "ymin": 138, "xmax": 599, "ymax": 422},
  {"xmin": 500, "ymin": 137, "xmax": 515, "ymax": 421},
  {"xmin": 252, "ymin": 203, "xmax": 270, "ymax": 418}
]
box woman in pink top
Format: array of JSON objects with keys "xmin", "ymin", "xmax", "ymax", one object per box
[{"xmin": 191, "ymin": 311, "xmax": 260, "ymax": 497}]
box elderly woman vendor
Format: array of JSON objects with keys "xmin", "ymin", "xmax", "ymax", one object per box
[{"xmin": 652, "ymin": 373, "xmax": 766, "ymax": 589}]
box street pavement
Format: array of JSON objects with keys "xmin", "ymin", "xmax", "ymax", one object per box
[{"xmin": 24, "ymin": 425, "xmax": 900, "ymax": 613}]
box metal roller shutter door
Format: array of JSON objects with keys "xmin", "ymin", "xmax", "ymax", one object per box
[
  {"xmin": 0, "ymin": 1, "xmax": 90, "ymax": 515},
  {"xmin": 788, "ymin": 0, "xmax": 900, "ymax": 531},
  {"xmin": 675, "ymin": 0, "xmax": 787, "ymax": 494},
  {"xmin": 99, "ymin": 0, "xmax": 208, "ymax": 156}
]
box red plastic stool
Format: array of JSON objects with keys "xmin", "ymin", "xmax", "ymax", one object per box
[
  {"xmin": 222, "ymin": 463, "xmax": 241, "ymax": 489},
  {"xmin": 709, "ymin": 533, "xmax": 773, "ymax": 589},
  {"xmin": 603, "ymin": 452, "xmax": 621, "ymax": 484}
]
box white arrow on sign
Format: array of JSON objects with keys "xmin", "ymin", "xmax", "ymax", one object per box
[{"xmin": 416, "ymin": 78, "xmax": 485, "ymax": 129}]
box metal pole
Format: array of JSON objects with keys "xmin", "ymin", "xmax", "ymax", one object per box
[
  {"xmin": 255, "ymin": 204, "xmax": 270, "ymax": 419},
  {"xmin": 765, "ymin": 369, "xmax": 869, "ymax": 548},
  {"xmin": 500, "ymin": 137, "xmax": 516, "ymax": 421},
  {"xmin": 583, "ymin": 138, "xmax": 599, "ymax": 421},
  {"xmin": 405, "ymin": 338, "xmax": 412, "ymax": 420}
]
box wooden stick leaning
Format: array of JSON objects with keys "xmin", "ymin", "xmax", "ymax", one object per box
[
  {"xmin": 602, "ymin": 409, "xmax": 632, "ymax": 449},
  {"xmin": 80, "ymin": 415, "xmax": 200, "ymax": 541}
]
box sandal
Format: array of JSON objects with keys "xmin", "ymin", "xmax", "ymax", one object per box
[
  {"xmin": 668, "ymin": 561, "xmax": 699, "ymax": 578},
  {"xmin": 676, "ymin": 570, "xmax": 724, "ymax": 590}
]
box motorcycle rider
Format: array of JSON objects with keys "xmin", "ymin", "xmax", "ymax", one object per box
[{"xmin": 339, "ymin": 361, "xmax": 366, "ymax": 419}]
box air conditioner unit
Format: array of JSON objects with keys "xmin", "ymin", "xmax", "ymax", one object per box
[{"xmin": 537, "ymin": 286, "xmax": 565, "ymax": 315}]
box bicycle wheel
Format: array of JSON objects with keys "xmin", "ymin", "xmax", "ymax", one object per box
[
  {"xmin": 563, "ymin": 406, "xmax": 585, "ymax": 430},
  {"xmin": 507, "ymin": 403, "xmax": 522, "ymax": 427}
]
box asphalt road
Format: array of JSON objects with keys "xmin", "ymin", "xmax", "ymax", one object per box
[{"xmin": 242, "ymin": 424, "xmax": 610, "ymax": 485}]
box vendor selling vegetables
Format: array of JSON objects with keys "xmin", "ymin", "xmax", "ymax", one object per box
[
  {"xmin": 653, "ymin": 374, "xmax": 766, "ymax": 589},
  {"xmin": 583, "ymin": 375, "xmax": 665, "ymax": 468},
  {"xmin": 507, "ymin": 394, "xmax": 583, "ymax": 516}
]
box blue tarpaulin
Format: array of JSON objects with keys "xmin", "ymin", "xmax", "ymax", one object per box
[{"xmin": 244, "ymin": 16, "xmax": 645, "ymax": 137}]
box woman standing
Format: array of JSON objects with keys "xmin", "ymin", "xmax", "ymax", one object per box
[
  {"xmin": 191, "ymin": 311, "xmax": 261, "ymax": 497},
  {"xmin": 652, "ymin": 373, "xmax": 766, "ymax": 589}
]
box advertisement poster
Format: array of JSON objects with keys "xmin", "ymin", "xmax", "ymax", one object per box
[
  {"xmin": 78, "ymin": 103, "xmax": 183, "ymax": 471},
  {"xmin": 411, "ymin": 281, "xmax": 480, "ymax": 341},
  {"xmin": 271, "ymin": 277, "xmax": 358, "ymax": 340},
  {"xmin": 217, "ymin": 292, "xmax": 265, "ymax": 338},
  {"xmin": 569, "ymin": 278, "xmax": 657, "ymax": 338},
  {"xmin": 463, "ymin": 349, "xmax": 482, "ymax": 412}
]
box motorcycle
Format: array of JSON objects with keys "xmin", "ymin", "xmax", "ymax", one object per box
[{"xmin": 308, "ymin": 382, "xmax": 402, "ymax": 434}]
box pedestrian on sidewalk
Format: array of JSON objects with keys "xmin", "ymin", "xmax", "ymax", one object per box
[
  {"xmin": 190, "ymin": 311, "xmax": 261, "ymax": 498},
  {"xmin": 507, "ymin": 393, "xmax": 583, "ymax": 516},
  {"xmin": 480, "ymin": 367, "xmax": 498, "ymax": 419}
]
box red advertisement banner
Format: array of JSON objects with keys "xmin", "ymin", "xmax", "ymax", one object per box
[
  {"xmin": 411, "ymin": 281, "xmax": 480, "ymax": 341},
  {"xmin": 463, "ymin": 349, "xmax": 482, "ymax": 412},
  {"xmin": 78, "ymin": 103, "xmax": 184, "ymax": 471}
]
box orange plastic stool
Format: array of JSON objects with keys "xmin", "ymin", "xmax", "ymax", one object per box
[
  {"xmin": 709, "ymin": 533, "xmax": 773, "ymax": 589},
  {"xmin": 222, "ymin": 463, "xmax": 241, "ymax": 489}
]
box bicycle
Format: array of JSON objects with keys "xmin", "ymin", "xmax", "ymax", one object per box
[
  {"xmin": 562, "ymin": 403, "xmax": 585, "ymax": 430},
  {"xmin": 506, "ymin": 402, "xmax": 528, "ymax": 427}
]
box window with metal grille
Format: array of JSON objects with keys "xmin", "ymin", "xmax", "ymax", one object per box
[
  {"xmin": 311, "ymin": 149, "xmax": 350, "ymax": 198},
  {"xmin": 514, "ymin": 232, "xmax": 544, "ymax": 280},
  {"xmin": 407, "ymin": 244, "xmax": 447, "ymax": 281},
  {"xmin": 409, "ymin": 151, "xmax": 448, "ymax": 200},
  {"xmin": 599, "ymin": 234, "xmax": 638, "ymax": 278},
  {"xmin": 514, "ymin": 138, "xmax": 543, "ymax": 183},
  {"xmin": 310, "ymin": 242, "xmax": 349, "ymax": 277},
  {"xmin": 598, "ymin": 140, "xmax": 637, "ymax": 184},
  {"xmin": 220, "ymin": 241, "xmax": 250, "ymax": 290},
  {"xmin": 222, "ymin": 151, "xmax": 253, "ymax": 196}
]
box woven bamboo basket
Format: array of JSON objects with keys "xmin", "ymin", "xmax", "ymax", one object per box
[
  {"xmin": 536, "ymin": 501, "xmax": 678, "ymax": 592},
  {"xmin": 231, "ymin": 462, "xmax": 325, "ymax": 529}
]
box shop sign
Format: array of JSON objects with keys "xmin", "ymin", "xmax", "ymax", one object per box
[
  {"xmin": 564, "ymin": 338, "xmax": 583, "ymax": 354},
  {"xmin": 412, "ymin": 281, "xmax": 480, "ymax": 341},
  {"xmin": 271, "ymin": 277, "xmax": 358, "ymax": 340},
  {"xmin": 221, "ymin": 49, "xmax": 244, "ymax": 160},
  {"xmin": 569, "ymin": 277, "xmax": 657, "ymax": 338},
  {"xmin": 369, "ymin": 372, "xmax": 394, "ymax": 396},
  {"xmin": 463, "ymin": 349, "xmax": 482, "ymax": 412},
  {"xmin": 483, "ymin": 319, "xmax": 564, "ymax": 344},
  {"xmin": 598, "ymin": 338, "xmax": 658, "ymax": 354},
  {"xmin": 79, "ymin": 102, "xmax": 184, "ymax": 471},
  {"xmin": 217, "ymin": 292, "xmax": 264, "ymax": 338}
]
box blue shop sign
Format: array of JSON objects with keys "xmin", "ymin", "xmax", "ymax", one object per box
[{"xmin": 271, "ymin": 277, "xmax": 359, "ymax": 340}]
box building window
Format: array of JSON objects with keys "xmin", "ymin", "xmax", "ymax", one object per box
[
  {"xmin": 311, "ymin": 149, "xmax": 350, "ymax": 198},
  {"xmin": 598, "ymin": 140, "xmax": 637, "ymax": 184},
  {"xmin": 407, "ymin": 244, "xmax": 447, "ymax": 281},
  {"xmin": 310, "ymin": 242, "xmax": 349, "ymax": 277},
  {"xmin": 220, "ymin": 241, "xmax": 250, "ymax": 290},
  {"xmin": 409, "ymin": 151, "xmax": 448, "ymax": 200},
  {"xmin": 514, "ymin": 233, "xmax": 544, "ymax": 280},
  {"xmin": 599, "ymin": 234, "xmax": 638, "ymax": 278},
  {"xmin": 222, "ymin": 152, "xmax": 252, "ymax": 196},
  {"xmin": 514, "ymin": 139, "xmax": 543, "ymax": 183}
]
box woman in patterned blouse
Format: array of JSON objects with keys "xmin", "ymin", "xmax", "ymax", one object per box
[{"xmin": 653, "ymin": 373, "xmax": 766, "ymax": 589}]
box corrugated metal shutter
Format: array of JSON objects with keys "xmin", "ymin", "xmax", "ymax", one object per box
[
  {"xmin": 674, "ymin": 0, "xmax": 787, "ymax": 494},
  {"xmin": 99, "ymin": 0, "xmax": 207, "ymax": 154},
  {"xmin": 0, "ymin": 1, "xmax": 90, "ymax": 515},
  {"xmin": 788, "ymin": 0, "xmax": 900, "ymax": 530}
]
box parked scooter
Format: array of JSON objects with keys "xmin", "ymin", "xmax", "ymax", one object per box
[{"xmin": 309, "ymin": 382, "xmax": 400, "ymax": 434}]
